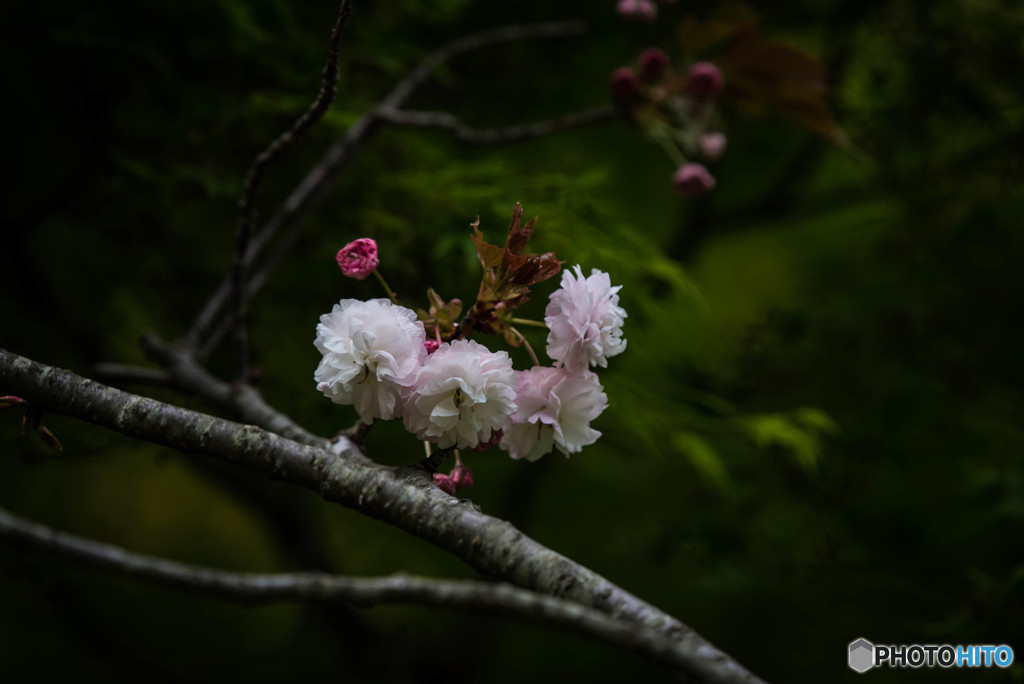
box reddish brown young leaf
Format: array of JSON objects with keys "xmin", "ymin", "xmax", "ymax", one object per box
[{"xmin": 722, "ymin": 28, "xmax": 845, "ymax": 144}]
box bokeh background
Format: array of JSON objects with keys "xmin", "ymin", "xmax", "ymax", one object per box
[{"xmin": 2, "ymin": 0, "xmax": 1022, "ymax": 681}]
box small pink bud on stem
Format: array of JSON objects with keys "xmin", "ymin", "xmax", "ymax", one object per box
[
  {"xmin": 610, "ymin": 67, "xmax": 642, "ymax": 104},
  {"xmin": 433, "ymin": 473, "xmax": 457, "ymax": 496},
  {"xmin": 673, "ymin": 163, "xmax": 716, "ymax": 196},
  {"xmin": 335, "ymin": 238, "xmax": 380, "ymax": 281},
  {"xmin": 686, "ymin": 62, "xmax": 725, "ymax": 98},
  {"xmin": 451, "ymin": 463, "xmax": 475, "ymax": 490},
  {"xmin": 699, "ymin": 132, "xmax": 727, "ymax": 160}
]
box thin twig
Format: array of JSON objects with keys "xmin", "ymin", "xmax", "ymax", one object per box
[
  {"xmin": 377, "ymin": 105, "xmax": 616, "ymax": 145},
  {"xmin": 230, "ymin": 0, "xmax": 353, "ymax": 382},
  {"xmin": 0, "ymin": 504, "xmax": 757, "ymax": 680},
  {"xmin": 187, "ymin": 22, "xmax": 590, "ymax": 355}
]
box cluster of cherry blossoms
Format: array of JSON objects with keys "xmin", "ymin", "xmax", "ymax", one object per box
[
  {"xmin": 611, "ymin": 48, "xmax": 727, "ymax": 197},
  {"xmin": 314, "ymin": 205, "xmax": 626, "ymax": 492}
]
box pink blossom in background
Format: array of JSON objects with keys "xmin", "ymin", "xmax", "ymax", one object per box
[
  {"xmin": 699, "ymin": 132, "xmax": 727, "ymax": 160},
  {"xmin": 610, "ymin": 67, "xmax": 641, "ymax": 103},
  {"xmin": 500, "ymin": 367, "xmax": 608, "ymax": 462},
  {"xmin": 638, "ymin": 47, "xmax": 670, "ymax": 82},
  {"xmin": 617, "ymin": 0, "xmax": 656, "ymax": 21},
  {"xmin": 335, "ymin": 238, "xmax": 379, "ymax": 280},
  {"xmin": 673, "ymin": 163, "xmax": 716, "ymax": 196},
  {"xmin": 545, "ymin": 266, "xmax": 627, "ymax": 372},
  {"xmin": 686, "ymin": 61, "xmax": 725, "ymax": 98}
]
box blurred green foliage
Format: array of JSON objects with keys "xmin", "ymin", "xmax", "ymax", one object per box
[{"xmin": 1, "ymin": 0, "xmax": 1022, "ymax": 682}]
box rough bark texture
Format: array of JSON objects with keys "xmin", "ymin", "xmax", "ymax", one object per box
[{"xmin": 0, "ymin": 347, "xmax": 765, "ymax": 684}]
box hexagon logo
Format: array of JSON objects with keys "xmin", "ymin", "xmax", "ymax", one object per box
[{"xmin": 849, "ymin": 638, "xmax": 875, "ymax": 673}]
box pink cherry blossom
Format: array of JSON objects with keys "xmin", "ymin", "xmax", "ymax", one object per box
[
  {"xmin": 545, "ymin": 266, "xmax": 627, "ymax": 371},
  {"xmin": 501, "ymin": 367, "xmax": 608, "ymax": 462}
]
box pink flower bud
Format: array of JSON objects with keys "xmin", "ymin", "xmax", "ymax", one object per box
[
  {"xmin": 335, "ymin": 238, "xmax": 379, "ymax": 280},
  {"xmin": 617, "ymin": 0, "xmax": 657, "ymax": 21},
  {"xmin": 451, "ymin": 464, "xmax": 475, "ymax": 490},
  {"xmin": 687, "ymin": 62, "xmax": 724, "ymax": 98},
  {"xmin": 610, "ymin": 67, "xmax": 641, "ymax": 103},
  {"xmin": 424, "ymin": 339, "xmax": 440, "ymax": 354},
  {"xmin": 638, "ymin": 48, "xmax": 670, "ymax": 82},
  {"xmin": 433, "ymin": 473, "xmax": 457, "ymax": 496},
  {"xmin": 699, "ymin": 132, "xmax": 727, "ymax": 160},
  {"xmin": 673, "ymin": 163, "xmax": 716, "ymax": 196}
]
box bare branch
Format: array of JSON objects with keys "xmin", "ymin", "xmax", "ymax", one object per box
[
  {"xmin": 377, "ymin": 105, "xmax": 617, "ymax": 145},
  {"xmin": 137, "ymin": 333, "xmax": 348, "ymax": 454},
  {"xmin": 0, "ymin": 505, "xmax": 757, "ymax": 679},
  {"xmin": 93, "ymin": 362, "xmax": 172, "ymax": 387},
  {"xmin": 0, "ymin": 347, "xmax": 765, "ymax": 684},
  {"xmin": 186, "ymin": 21, "xmax": 590, "ymax": 354},
  {"xmin": 230, "ymin": 0, "xmax": 353, "ymax": 381}
]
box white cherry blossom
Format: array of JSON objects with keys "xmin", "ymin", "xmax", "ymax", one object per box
[
  {"xmin": 403, "ymin": 339, "xmax": 516, "ymax": 449},
  {"xmin": 314, "ymin": 298, "xmax": 426, "ymax": 423},
  {"xmin": 500, "ymin": 366, "xmax": 608, "ymax": 461}
]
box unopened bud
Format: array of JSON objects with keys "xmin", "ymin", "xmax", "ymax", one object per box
[
  {"xmin": 638, "ymin": 48, "xmax": 669, "ymax": 82},
  {"xmin": 451, "ymin": 464, "xmax": 475, "ymax": 490},
  {"xmin": 699, "ymin": 132, "xmax": 727, "ymax": 160},
  {"xmin": 673, "ymin": 163, "xmax": 716, "ymax": 196},
  {"xmin": 687, "ymin": 62, "xmax": 724, "ymax": 98},
  {"xmin": 617, "ymin": 0, "xmax": 657, "ymax": 21},
  {"xmin": 335, "ymin": 238, "xmax": 380, "ymax": 280},
  {"xmin": 433, "ymin": 473, "xmax": 457, "ymax": 496},
  {"xmin": 424, "ymin": 340, "xmax": 440, "ymax": 354},
  {"xmin": 610, "ymin": 67, "xmax": 641, "ymax": 104}
]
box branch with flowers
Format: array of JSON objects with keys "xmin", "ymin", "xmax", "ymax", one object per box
[
  {"xmin": 316, "ymin": 204, "xmax": 625, "ymax": 491},
  {"xmin": 0, "ymin": 3, "xmax": 851, "ymax": 682}
]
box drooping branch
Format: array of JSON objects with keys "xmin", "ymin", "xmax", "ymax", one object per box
[
  {"xmin": 186, "ymin": 21, "xmax": 600, "ymax": 355},
  {"xmin": 0, "ymin": 505, "xmax": 744, "ymax": 677},
  {"xmin": 230, "ymin": 0, "xmax": 353, "ymax": 381},
  {"xmin": 0, "ymin": 347, "xmax": 765, "ymax": 684}
]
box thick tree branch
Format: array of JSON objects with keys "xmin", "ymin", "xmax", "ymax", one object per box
[
  {"xmin": 186, "ymin": 21, "xmax": 591, "ymax": 354},
  {"xmin": 0, "ymin": 348, "xmax": 765, "ymax": 684},
  {"xmin": 1, "ymin": 505, "xmax": 746, "ymax": 677},
  {"xmin": 231, "ymin": 0, "xmax": 353, "ymax": 381}
]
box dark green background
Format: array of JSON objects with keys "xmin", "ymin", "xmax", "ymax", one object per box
[{"xmin": 1, "ymin": 0, "xmax": 1022, "ymax": 681}]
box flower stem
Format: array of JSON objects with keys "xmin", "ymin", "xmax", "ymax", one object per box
[
  {"xmin": 509, "ymin": 317, "xmax": 546, "ymax": 328},
  {"xmin": 372, "ymin": 269, "xmax": 398, "ymax": 304},
  {"xmin": 511, "ymin": 327, "xmax": 541, "ymax": 366},
  {"xmin": 648, "ymin": 121, "xmax": 687, "ymax": 167}
]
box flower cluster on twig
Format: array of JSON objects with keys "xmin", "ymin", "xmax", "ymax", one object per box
[{"xmin": 314, "ymin": 204, "xmax": 627, "ymax": 489}]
